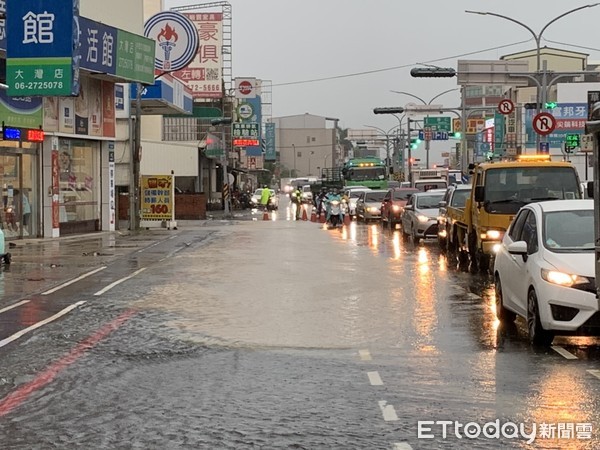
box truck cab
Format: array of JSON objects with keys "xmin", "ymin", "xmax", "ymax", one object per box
[{"xmin": 459, "ymin": 156, "xmax": 582, "ymax": 271}]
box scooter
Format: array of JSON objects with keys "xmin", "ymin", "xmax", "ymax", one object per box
[{"xmin": 327, "ymin": 199, "xmax": 344, "ymax": 229}]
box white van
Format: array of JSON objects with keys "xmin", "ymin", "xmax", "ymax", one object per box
[{"xmin": 413, "ymin": 178, "xmax": 448, "ymax": 192}]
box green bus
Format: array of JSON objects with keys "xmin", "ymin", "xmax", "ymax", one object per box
[{"xmin": 342, "ymin": 157, "xmax": 388, "ymax": 189}]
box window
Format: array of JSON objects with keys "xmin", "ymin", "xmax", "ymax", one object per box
[
  {"xmin": 522, "ymin": 212, "xmax": 538, "ymax": 254},
  {"xmin": 509, "ymin": 209, "xmax": 529, "ymax": 241}
]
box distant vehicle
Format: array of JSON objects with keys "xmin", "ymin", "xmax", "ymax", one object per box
[
  {"xmin": 380, "ymin": 188, "xmax": 419, "ymax": 228},
  {"xmin": 494, "ymin": 199, "xmax": 595, "ymax": 346},
  {"xmin": 250, "ymin": 188, "xmax": 277, "ymax": 209},
  {"xmin": 301, "ymin": 185, "xmax": 313, "ymax": 203},
  {"xmin": 400, "ymin": 191, "xmax": 445, "ymax": 243},
  {"xmin": 355, "ymin": 190, "xmax": 387, "ymax": 221},
  {"xmin": 345, "ymin": 188, "xmax": 371, "ymax": 219},
  {"xmin": 437, "ymin": 184, "xmax": 472, "ymax": 251},
  {"xmin": 342, "ymin": 157, "xmax": 388, "ymax": 189}
]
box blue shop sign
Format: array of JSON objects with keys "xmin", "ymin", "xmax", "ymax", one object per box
[
  {"xmin": 78, "ymin": 16, "xmax": 116, "ymax": 74},
  {"xmin": 7, "ymin": 0, "xmax": 78, "ymax": 58}
]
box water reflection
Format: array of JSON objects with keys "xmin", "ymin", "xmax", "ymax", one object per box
[
  {"xmin": 413, "ymin": 246, "xmax": 438, "ymax": 354},
  {"xmin": 367, "ymin": 224, "xmax": 379, "ymax": 252}
]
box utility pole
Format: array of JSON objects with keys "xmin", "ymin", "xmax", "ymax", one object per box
[{"xmin": 211, "ymin": 117, "xmax": 233, "ymax": 217}]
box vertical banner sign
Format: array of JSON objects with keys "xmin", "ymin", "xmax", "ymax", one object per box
[
  {"xmin": 108, "ymin": 145, "xmax": 115, "ymax": 227},
  {"xmin": 172, "ymin": 12, "xmax": 223, "ymax": 98},
  {"xmin": 265, "ymin": 122, "xmax": 276, "ymax": 161},
  {"xmin": 7, "ymin": 0, "xmax": 80, "ymax": 96},
  {"xmin": 141, "ymin": 175, "xmax": 173, "ymax": 220},
  {"xmin": 102, "ymin": 81, "xmax": 116, "ymax": 137},
  {"xmin": 494, "ymin": 112, "xmax": 505, "ymax": 154},
  {"xmin": 51, "ymin": 148, "xmax": 60, "ymax": 229}
]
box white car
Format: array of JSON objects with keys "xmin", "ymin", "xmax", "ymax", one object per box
[
  {"xmin": 493, "ymin": 199, "xmax": 596, "ymax": 346},
  {"xmin": 345, "ymin": 188, "xmax": 371, "ymax": 217},
  {"xmin": 400, "ymin": 191, "xmax": 445, "ymax": 242}
]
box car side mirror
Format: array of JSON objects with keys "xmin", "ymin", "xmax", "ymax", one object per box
[
  {"xmin": 507, "ymin": 241, "xmax": 527, "ymax": 255},
  {"xmin": 439, "ymin": 200, "xmax": 447, "ymax": 207},
  {"xmin": 474, "ymin": 186, "xmax": 485, "ymax": 202},
  {"xmin": 587, "ymin": 181, "xmax": 593, "ymax": 198},
  {"xmin": 404, "ymin": 205, "xmax": 414, "ymax": 211}
]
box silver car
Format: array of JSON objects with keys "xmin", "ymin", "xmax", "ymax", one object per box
[
  {"xmin": 345, "ymin": 188, "xmax": 371, "ymax": 218},
  {"xmin": 355, "ymin": 190, "xmax": 387, "ymax": 221},
  {"xmin": 400, "ymin": 191, "xmax": 445, "ymax": 242}
]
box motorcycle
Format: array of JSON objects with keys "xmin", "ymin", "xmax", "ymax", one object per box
[{"xmin": 327, "ymin": 199, "xmax": 344, "ymax": 228}]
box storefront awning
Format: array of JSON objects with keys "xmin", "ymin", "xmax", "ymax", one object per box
[{"xmin": 130, "ymin": 75, "xmax": 194, "ymax": 115}]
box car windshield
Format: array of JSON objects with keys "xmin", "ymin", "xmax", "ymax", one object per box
[
  {"xmin": 350, "ymin": 191, "xmax": 367, "ymax": 199},
  {"xmin": 450, "ymin": 189, "xmax": 470, "ymax": 207},
  {"xmin": 254, "ymin": 189, "xmax": 262, "ymax": 196},
  {"xmin": 484, "ymin": 166, "xmax": 581, "ymax": 214},
  {"xmin": 365, "ymin": 192, "xmax": 387, "ymax": 202},
  {"xmin": 392, "ymin": 189, "xmax": 418, "ymax": 200},
  {"xmin": 543, "ymin": 209, "xmax": 594, "ymax": 252},
  {"xmin": 416, "ymin": 194, "xmax": 443, "ymax": 209}
]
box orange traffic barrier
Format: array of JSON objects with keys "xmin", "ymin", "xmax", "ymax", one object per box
[
  {"xmin": 310, "ymin": 208, "xmax": 317, "ymax": 222},
  {"xmin": 344, "ymin": 213, "xmax": 351, "ymax": 225},
  {"xmin": 263, "ymin": 209, "xmax": 270, "ymax": 220},
  {"xmin": 301, "ymin": 205, "xmax": 308, "ymax": 221},
  {"xmin": 319, "ymin": 213, "xmax": 326, "ymax": 223}
]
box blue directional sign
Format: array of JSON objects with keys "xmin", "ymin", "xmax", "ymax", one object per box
[{"xmin": 418, "ymin": 130, "xmax": 449, "ymax": 140}]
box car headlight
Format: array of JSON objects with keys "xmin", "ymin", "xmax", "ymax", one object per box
[
  {"xmin": 417, "ymin": 214, "xmax": 429, "ymax": 223},
  {"xmin": 481, "ymin": 229, "xmax": 503, "ymax": 240},
  {"xmin": 438, "ymin": 216, "xmax": 446, "ymax": 224},
  {"xmin": 541, "ymin": 268, "xmax": 590, "ymax": 287},
  {"xmin": 392, "ymin": 205, "xmax": 401, "ymax": 212}
]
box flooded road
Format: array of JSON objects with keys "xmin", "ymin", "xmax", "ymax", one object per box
[{"xmin": 0, "ymin": 196, "xmax": 599, "ymax": 449}]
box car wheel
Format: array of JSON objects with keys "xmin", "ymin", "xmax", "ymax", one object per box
[
  {"xmin": 495, "ymin": 276, "xmax": 516, "ymax": 322},
  {"xmin": 527, "ymin": 288, "xmax": 554, "ymax": 346},
  {"xmin": 477, "ymin": 251, "xmax": 491, "ymax": 274},
  {"xmin": 411, "ymin": 226, "xmax": 420, "ymax": 245},
  {"xmin": 447, "ymin": 229, "xmax": 458, "ymax": 254},
  {"xmin": 400, "ymin": 223, "xmax": 409, "ymax": 241}
]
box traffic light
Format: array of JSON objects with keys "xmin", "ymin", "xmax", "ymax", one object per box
[
  {"xmin": 449, "ymin": 131, "xmax": 461, "ymax": 138},
  {"xmin": 373, "ymin": 107, "xmax": 405, "ymax": 114},
  {"xmin": 410, "ymin": 67, "xmax": 456, "ymax": 78},
  {"xmin": 410, "ymin": 138, "xmax": 422, "ymax": 150},
  {"xmin": 524, "ymin": 103, "xmax": 542, "ymax": 110},
  {"xmin": 545, "ymin": 102, "xmax": 558, "ymax": 109}
]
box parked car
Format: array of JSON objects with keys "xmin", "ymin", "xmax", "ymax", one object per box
[
  {"xmin": 494, "ymin": 199, "xmax": 595, "ymax": 346},
  {"xmin": 380, "ymin": 188, "xmax": 419, "ymax": 228},
  {"xmin": 345, "ymin": 188, "xmax": 371, "ymax": 218},
  {"xmin": 437, "ymin": 184, "xmax": 472, "ymax": 251},
  {"xmin": 400, "ymin": 191, "xmax": 445, "ymax": 243},
  {"xmin": 355, "ymin": 190, "xmax": 387, "ymax": 221}
]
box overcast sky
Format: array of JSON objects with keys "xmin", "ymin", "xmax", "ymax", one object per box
[{"xmin": 163, "ymin": 0, "xmax": 600, "ymax": 160}]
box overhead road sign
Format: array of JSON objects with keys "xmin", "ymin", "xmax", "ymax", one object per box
[{"xmin": 457, "ymin": 60, "xmax": 530, "ymax": 86}]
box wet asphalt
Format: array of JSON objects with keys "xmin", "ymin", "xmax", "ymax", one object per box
[{"xmin": 0, "ymin": 196, "xmax": 599, "ymax": 449}]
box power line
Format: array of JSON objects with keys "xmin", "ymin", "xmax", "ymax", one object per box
[
  {"xmin": 542, "ymin": 37, "xmax": 600, "ymax": 53},
  {"xmin": 271, "ymin": 39, "xmax": 533, "ymax": 88}
]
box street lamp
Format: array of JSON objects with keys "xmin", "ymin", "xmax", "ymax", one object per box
[
  {"xmin": 390, "ymin": 89, "xmax": 459, "ymax": 169},
  {"xmin": 363, "ymin": 124, "xmax": 398, "ymax": 178},
  {"xmin": 465, "ymin": 4, "xmax": 600, "ymax": 108}
]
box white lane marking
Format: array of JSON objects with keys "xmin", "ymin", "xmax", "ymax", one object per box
[
  {"xmin": 0, "ymin": 300, "xmax": 30, "ymax": 314},
  {"xmin": 393, "ymin": 444, "xmax": 413, "ymax": 450},
  {"xmin": 552, "ymin": 345, "xmax": 578, "ymax": 360},
  {"xmin": 378, "ymin": 400, "xmax": 399, "ymax": 422},
  {"xmin": 367, "ymin": 371, "xmax": 383, "ymax": 386},
  {"xmin": 359, "ymin": 349, "xmax": 372, "ymax": 361},
  {"xmin": 587, "ymin": 369, "xmax": 600, "ymax": 380},
  {"xmin": 94, "ymin": 267, "xmax": 147, "ymax": 296},
  {"xmin": 42, "ymin": 266, "xmax": 107, "ymax": 295},
  {"xmin": 0, "ymin": 301, "xmax": 86, "ymax": 348}
]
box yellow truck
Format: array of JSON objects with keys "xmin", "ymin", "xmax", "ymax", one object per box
[{"xmin": 448, "ymin": 155, "xmax": 583, "ymax": 272}]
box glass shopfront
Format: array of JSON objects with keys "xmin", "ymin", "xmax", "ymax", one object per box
[
  {"xmin": 58, "ymin": 139, "xmax": 100, "ymax": 234},
  {"xmin": 0, "ymin": 143, "xmax": 39, "ymax": 239}
]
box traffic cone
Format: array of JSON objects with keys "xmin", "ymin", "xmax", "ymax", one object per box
[
  {"xmin": 301, "ymin": 205, "xmax": 308, "ymax": 221},
  {"xmin": 263, "ymin": 209, "xmax": 269, "ymax": 220},
  {"xmin": 319, "ymin": 213, "xmax": 326, "ymax": 223},
  {"xmin": 310, "ymin": 208, "xmax": 317, "ymax": 222},
  {"xmin": 344, "ymin": 213, "xmax": 351, "ymax": 225}
]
